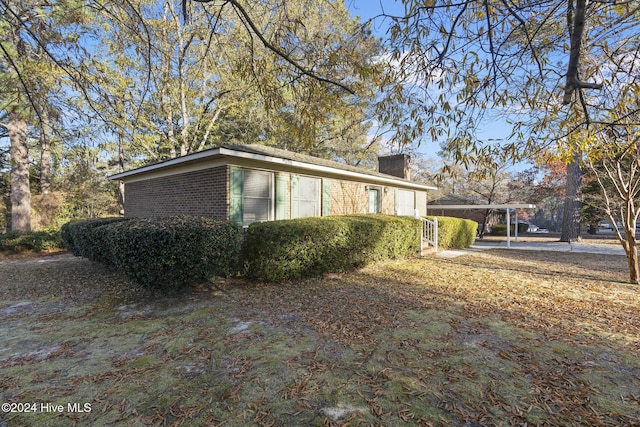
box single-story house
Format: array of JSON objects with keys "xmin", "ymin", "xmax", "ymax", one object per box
[{"xmin": 109, "ymin": 144, "xmax": 437, "ymax": 226}]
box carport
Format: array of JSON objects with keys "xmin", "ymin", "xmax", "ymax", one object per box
[{"xmin": 427, "ymin": 203, "xmax": 537, "ymax": 248}]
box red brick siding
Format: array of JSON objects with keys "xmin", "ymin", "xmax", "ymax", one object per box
[
  {"xmin": 380, "ymin": 188, "xmax": 394, "ymax": 215},
  {"xmin": 329, "ymin": 181, "xmax": 367, "ymax": 215},
  {"xmin": 123, "ymin": 165, "xmax": 429, "ymax": 220},
  {"xmin": 329, "ymin": 180, "xmax": 426, "ymax": 216},
  {"xmin": 124, "ymin": 166, "xmax": 228, "ymax": 219}
]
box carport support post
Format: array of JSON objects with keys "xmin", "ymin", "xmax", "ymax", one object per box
[{"xmin": 506, "ymin": 208, "xmax": 511, "ymax": 248}]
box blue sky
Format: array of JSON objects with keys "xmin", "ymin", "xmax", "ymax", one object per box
[
  {"xmin": 346, "ymin": 1, "xmax": 405, "ymax": 26},
  {"xmin": 345, "ymin": 1, "xmax": 524, "ymax": 169}
]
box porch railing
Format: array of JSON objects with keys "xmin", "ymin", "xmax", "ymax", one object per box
[{"xmin": 421, "ymin": 217, "xmax": 438, "ymax": 255}]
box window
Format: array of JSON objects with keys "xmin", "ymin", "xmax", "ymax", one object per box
[
  {"xmin": 230, "ymin": 168, "xmax": 273, "ymax": 226},
  {"xmin": 291, "ymin": 175, "xmax": 321, "ymax": 218},
  {"xmin": 369, "ymin": 188, "xmax": 381, "ymax": 214},
  {"xmin": 395, "ymin": 189, "xmax": 415, "ymax": 216}
]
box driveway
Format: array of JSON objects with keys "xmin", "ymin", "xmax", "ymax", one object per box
[{"xmin": 438, "ymin": 239, "xmax": 626, "ymax": 258}]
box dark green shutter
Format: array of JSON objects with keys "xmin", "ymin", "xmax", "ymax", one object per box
[
  {"xmin": 230, "ymin": 168, "xmax": 244, "ymax": 225},
  {"xmin": 275, "ymin": 176, "xmax": 287, "ymax": 220},
  {"xmin": 290, "ymin": 175, "xmax": 299, "ymax": 218},
  {"xmin": 322, "ymin": 179, "xmax": 331, "ymax": 216},
  {"xmin": 394, "ymin": 189, "xmax": 399, "ymax": 215}
]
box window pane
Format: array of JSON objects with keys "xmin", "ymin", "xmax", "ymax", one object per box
[
  {"xmin": 299, "ymin": 200, "xmax": 319, "ymax": 217},
  {"xmin": 242, "ymin": 169, "xmax": 272, "ymax": 225},
  {"xmin": 243, "ymin": 198, "xmax": 271, "ymax": 223},
  {"xmin": 295, "ymin": 176, "xmax": 320, "ymax": 218},
  {"xmin": 244, "ymin": 170, "xmax": 271, "ymax": 198},
  {"xmin": 395, "ymin": 190, "xmax": 415, "ymax": 216}
]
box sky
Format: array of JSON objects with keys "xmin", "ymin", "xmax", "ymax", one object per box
[
  {"xmin": 346, "ymin": 1, "xmax": 405, "ymax": 26},
  {"xmin": 345, "ymin": 1, "xmax": 527, "ymax": 170}
]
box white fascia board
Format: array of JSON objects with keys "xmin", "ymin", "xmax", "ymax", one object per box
[
  {"xmin": 430, "ymin": 204, "xmax": 536, "ymax": 209},
  {"xmin": 218, "ymin": 147, "xmax": 438, "ymax": 191},
  {"xmin": 109, "ymin": 146, "xmax": 437, "ymax": 191},
  {"xmin": 108, "ymin": 148, "xmax": 222, "ymax": 181}
]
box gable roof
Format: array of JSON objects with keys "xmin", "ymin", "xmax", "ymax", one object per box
[{"xmin": 109, "ymin": 144, "xmax": 437, "ymax": 191}]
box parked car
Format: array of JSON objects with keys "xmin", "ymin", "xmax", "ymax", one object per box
[{"xmin": 597, "ymin": 220, "xmax": 622, "ymax": 234}]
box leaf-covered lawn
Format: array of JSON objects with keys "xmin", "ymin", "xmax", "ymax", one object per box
[{"xmin": 0, "ymin": 250, "xmax": 638, "ymax": 426}]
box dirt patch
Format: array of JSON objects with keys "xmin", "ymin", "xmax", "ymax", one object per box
[
  {"xmin": 0, "ymin": 250, "xmax": 638, "ymax": 426},
  {"xmin": 0, "ymin": 249, "xmax": 67, "ymax": 264}
]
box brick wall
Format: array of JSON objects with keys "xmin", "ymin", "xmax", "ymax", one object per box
[
  {"xmin": 329, "ymin": 180, "xmax": 367, "ymax": 215},
  {"xmin": 328, "ymin": 180, "xmax": 427, "ymax": 217},
  {"xmin": 416, "ymin": 191, "xmax": 427, "ymax": 216},
  {"xmin": 378, "ymin": 154, "xmax": 411, "ymax": 180},
  {"xmin": 380, "ymin": 188, "xmax": 394, "ymax": 215},
  {"xmin": 122, "ymin": 164, "xmax": 429, "ymax": 221},
  {"xmin": 124, "ymin": 166, "xmax": 228, "ymax": 219}
]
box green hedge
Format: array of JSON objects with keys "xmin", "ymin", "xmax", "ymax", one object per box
[
  {"xmin": 60, "ymin": 217, "xmax": 127, "ymax": 259},
  {"xmin": 245, "ymin": 214, "xmax": 422, "ymax": 282},
  {"xmin": 60, "ymin": 214, "xmax": 474, "ymax": 287},
  {"xmin": 425, "ymin": 216, "xmax": 477, "ymax": 249},
  {"xmin": 0, "ymin": 230, "xmax": 64, "ymax": 253},
  {"xmin": 62, "ymin": 216, "xmax": 242, "ymax": 290},
  {"xmin": 490, "ymin": 223, "xmax": 529, "ymax": 236}
]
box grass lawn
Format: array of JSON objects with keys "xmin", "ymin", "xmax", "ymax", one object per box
[{"xmin": 0, "ymin": 249, "xmax": 638, "ymax": 426}]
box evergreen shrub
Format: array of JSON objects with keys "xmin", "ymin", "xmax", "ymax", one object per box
[
  {"xmin": 60, "ymin": 217, "xmax": 127, "ymax": 258},
  {"xmin": 101, "ymin": 216, "xmax": 241, "ymax": 289},
  {"xmin": 425, "ymin": 216, "xmax": 477, "ymax": 249},
  {"xmin": 62, "ymin": 216, "xmax": 242, "ymax": 290},
  {"xmin": 245, "ymin": 214, "xmax": 422, "ymax": 282},
  {"xmin": 0, "ymin": 230, "xmax": 64, "ymax": 252},
  {"xmin": 490, "ymin": 223, "xmax": 529, "ymax": 236}
]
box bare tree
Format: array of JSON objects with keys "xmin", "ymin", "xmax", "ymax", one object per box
[{"xmin": 587, "ymin": 129, "xmax": 640, "ymax": 284}]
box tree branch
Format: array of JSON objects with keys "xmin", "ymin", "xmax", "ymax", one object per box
[
  {"xmin": 0, "ymin": 38, "xmax": 42, "ymax": 123},
  {"xmin": 563, "ymin": 0, "xmax": 602, "ymax": 104},
  {"xmin": 190, "ymin": 0, "xmax": 356, "ymax": 95}
]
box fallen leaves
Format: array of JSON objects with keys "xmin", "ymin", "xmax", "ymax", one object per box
[{"xmin": 1, "ymin": 249, "xmax": 639, "ymax": 426}]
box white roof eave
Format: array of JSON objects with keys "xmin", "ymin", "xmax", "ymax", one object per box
[{"xmin": 109, "ymin": 146, "xmax": 437, "ymax": 191}]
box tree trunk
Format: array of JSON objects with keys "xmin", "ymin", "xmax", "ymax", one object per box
[
  {"xmin": 622, "ymin": 198, "xmax": 639, "ymax": 284},
  {"xmin": 560, "ymin": 152, "xmax": 582, "ymax": 242},
  {"xmin": 167, "ymin": 109, "xmax": 177, "ymax": 159},
  {"xmin": 39, "ymin": 108, "xmax": 52, "ymax": 194},
  {"xmin": 478, "ymin": 208, "xmax": 492, "ymax": 238},
  {"xmin": 117, "ymin": 134, "xmax": 125, "ymax": 216},
  {"xmin": 624, "ymin": 227, "xmax": 639, "ymax": 284},
  {"xmin": 9, "ymin": 113, "xmax": 31, "ymax": 231}
]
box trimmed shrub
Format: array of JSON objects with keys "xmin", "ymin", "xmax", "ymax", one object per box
[
  {"xmin": 60, "ymin": 217, "xmax": 127, "ymax": 258},
  {"xmin": 490, "ymin": 223, "xmax": 528, "ymax": 236},
  {"xmin": 425, "ymin": 216, "xmax": 477, "ymax": 249},
  {"xmin": 245, "ymin": 214, "xmax": 422, "ymax": 282},
  {"xmin": 0, "ymin": 230, "xmax": 64, "ymax": 253},
  {"xmin": 95, "ymin": 216, "xmax": 242, "ymax": 290}
]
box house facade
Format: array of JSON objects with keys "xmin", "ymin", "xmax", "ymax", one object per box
[{"xmin": 109, "ymin": 144, "xmax": 436, "ymax": 226}]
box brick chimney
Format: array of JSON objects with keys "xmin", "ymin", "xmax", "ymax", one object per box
[{"xmin": 378, "ymin": 154, "xmax": 411, "ymax": 180}]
